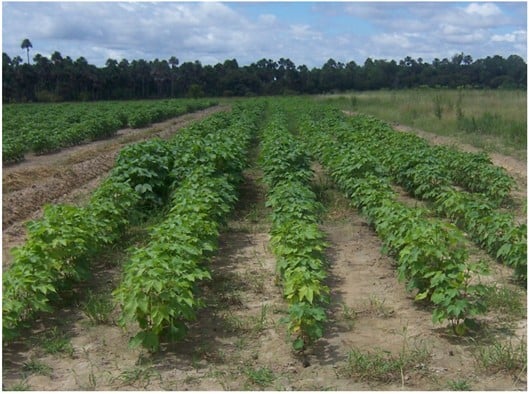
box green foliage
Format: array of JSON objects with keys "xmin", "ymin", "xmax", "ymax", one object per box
[
  {"xmin": 112, "ymin": 138, "xmax": 173, "ymax": 209},
  {"xmin": 2, "ymin": 105, "xmax": 250, "ymax": 342},
  {"xmin": 114, "ymin": 103, "xmax": 261, "ymax": 350},
  {"xmin": 298, "ymin": 105, "xmax": 491, "ymax": 329},
  {"xmin": 336, "ymin": 112, "xmax": 525, "ymax": 283},
  {"xmin": 1, "ymin": 142, "xmax": 169, "ymax": 339},
  {"xmin": 260, "ymin": 106, "xmax": 329, "ymax": 350}
]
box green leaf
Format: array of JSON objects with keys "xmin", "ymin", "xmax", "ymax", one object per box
[
  {"xmin": 293, "ymin": 338, "xmax": 305, "ymax": 351},
  {"xmin": 415, "ymin": 290, "xmax": 429, "ymax": 301}
]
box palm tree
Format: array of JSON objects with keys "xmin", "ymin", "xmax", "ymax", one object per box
[{"xmin": 21, "ymin": 38, "xmax": 32, "ymax": 64}]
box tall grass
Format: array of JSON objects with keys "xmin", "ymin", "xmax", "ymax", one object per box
[{"xmin": 322, "ymin": 89, "xmax": 527, "ymax": 160}]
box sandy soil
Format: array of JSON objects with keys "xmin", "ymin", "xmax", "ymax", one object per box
[{"xmin": 2, "ymin": 111, "xmax": 526, "ymax": 391}]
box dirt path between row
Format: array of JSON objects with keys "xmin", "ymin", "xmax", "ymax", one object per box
[{"xmin": 2, "ymin": 105, "xmax": 229, "ymax": 267}]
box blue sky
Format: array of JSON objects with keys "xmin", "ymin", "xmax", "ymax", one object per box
[{"xmin": 2, "ymin": 1, "xmax": 527, "ymax": 68}]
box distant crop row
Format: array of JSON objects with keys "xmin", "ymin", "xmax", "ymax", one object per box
[{"xmin": 2, "ymin": 99, "xmax": 217, "ymax": 163}]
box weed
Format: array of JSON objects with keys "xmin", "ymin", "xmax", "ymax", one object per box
[
  {"xmin": 183, "ymin": 374, "xmax": 200, "ymax": 385},
  {"xmin": 242, "ymin": 267, "xmax": 267, "ymax": 294},
  {"xmin": 205, "ymin": 368, "xmax": 232, "ymax": 390},
  {"xmin": 447, "ymin": 378, "xmax": 471, "ymax": 390},
  {"xmin": 113, "ymin": 364, "xmax": 161, "ymax": 389},
  {"xmin": 233, "ymin": 338, "xmax": 245, "ymax": 351},
  {"xmin": 341, "ymin": 327, "xmax": 430, "ymax": 385},
  {"xmin": 245, "ymin": 203, "xmax": 262, "ymax": 224},
  {"xmin": 350, "ymin": 95, "xmax": 358, "ymax": 111},
  {"xmin": 244, "ymin": 366, "xmax": 276, "ymax": 388},
  {"xmin": 482, "ymin": 285, "xmax": 526, "ymax": 319},
  {"xmin": 6, "ymin": 380, "xmax": 31, "ymax": 391},
  {"xmin": 40, "ymin": 328, "xmax": 75, "ymax": 356},
  {"xmin": 341, "ymin": 303, "xmax": 357, "ymax": 321},
  {"xmin": 343, "ymin": 346, "xmax": 428, "ymax": 384},
  {"xmin": 194, "ymin": 343, "xmax": 226, "ymax": 363},
  {"xmin": 343, "ymin": 348, "xmax": 402, "ymax": 382},
  {"xmin": 368, "ymin": 295, "xmax": 395, "ymax": 318},
  {"xmin": 81, "ymin": 290, "xmax": 115, "ymax": 325},
  {"xmin": 456, "ymin": 90, "xmax": 464, "ymax": 121},
  {"xmin": 474, "ymin": 338, "xmax": 527, "ymax": 374},
  {"xmin": 22, "ymin": 358, "xmax": 53, "ymax": 376},
  {"xmin": 250, "ymin": 304, "xmax": 271, "ymax": 333},
  {"xmin": 336, "ymin": 89, "xmax": 526, "ymax": 159},
  {"xmin": 88, "ymin": 368, "xmax": 97, "ymax": 390},
  {"xmin": 222, "ymin": 312, "xmax": 247, "ymax": 333},
  {"xmin": 339, "ymin": 303, "xmax": 357, "ymax": 330},
  {"xmin": 72, "ymin": 365, "xmax": 97, "ymax": 391}
]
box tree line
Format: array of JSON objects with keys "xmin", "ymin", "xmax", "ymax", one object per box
[{"xmin": 3, "ymin": 48, "xmax": 527, "ymax": 103}]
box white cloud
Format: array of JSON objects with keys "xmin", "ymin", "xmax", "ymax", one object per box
[
  {"xmin": 491, "ymin": 30, "xmax": 527, "ymax": 43},
  {"xmin": 465, "ymin": 3, "xmax": 502, "ymax": 17}
]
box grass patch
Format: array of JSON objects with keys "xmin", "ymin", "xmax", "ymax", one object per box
[
  {"xmin": 80, "ymin": 290, "xmax": 115, "ymax": 325},
  {"xmin": 447, "ymin": 378, "xmax": 472, "ymax": 391},
  {"xmin": 220, "ymin": 304, "xmax": 271, "ymax": 335},
  {"xmin": 482, "ymin": 285, "xmax": 526, "ymax": 319},
  {"xmin": 243, "ymin": 366, "xmax": 276, "ymax": 388},
  {"xmin": 6, "ymin": 380, "xmax": 31, "ymax": 391},
  {"xmin": 23, "ymin": 358, "xmax": 53, "ymax": 376},
  {"xmin": 364, "ymin": 295, "xmax": 395, "ymax": 318},
  {"xmin": 40, "ymin": 327, "xmax": 75, "ymax": 356},
  {"xmin": 112, "ymin": 364, "xmax": 161, "ymax": 389},
  {"xmin": 473, "ymin": 338, "xmax": 527, "ymax": 375},
  {"xmin": 342, "ymin": 346, "xmax": 429, "ymax": 384},
  {"xmin": 341, "ymin": 329, "xmax": 430, "ymax": 385}
]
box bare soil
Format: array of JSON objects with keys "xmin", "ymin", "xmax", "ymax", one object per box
[{"xmin": 2, "ymin": 111, "xmax": 526, "ymax": 391}]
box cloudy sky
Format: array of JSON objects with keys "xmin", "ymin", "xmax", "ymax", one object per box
[{"xmin": 2, "ymin": 1, "xmax": 527, "ymax": 68}]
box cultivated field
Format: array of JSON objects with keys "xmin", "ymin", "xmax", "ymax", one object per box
[{"xmin": 2, "ymin": 96, "xmax": 527, "ymax": 390}]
